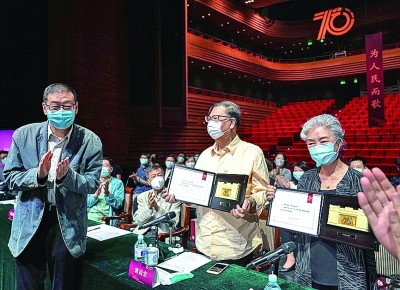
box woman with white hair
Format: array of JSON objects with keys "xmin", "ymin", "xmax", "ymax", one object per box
[{"xmin": 293, "ymin": 114, "xmax": 377, "ymax": 290}]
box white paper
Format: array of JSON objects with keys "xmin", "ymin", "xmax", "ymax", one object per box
[
  {"xmin": 268, "ymin": 188, "xmax": 322, "ymax": 236},
  {"xmin": 0, "ymin": 199, "xmax": 15, "ymax": 205},
  {"xmin": 157, "ymin": 252, "xmax": 211, "ymax": 273},
  {"xmin": 86, "ymin": 224, "xmax": 131, "ymax": 241},
  {"xmin": 155, "ymin": 267, "xmax": 193, "ymax": 286},
  {"xmin": 168, "ymin": 166, "xmax": 214, "ymax": 206}
]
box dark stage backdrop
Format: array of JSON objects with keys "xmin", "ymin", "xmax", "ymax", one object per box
[{"xmin": 1, "ymin": 0, "xmax": 48, "ymax": 128}]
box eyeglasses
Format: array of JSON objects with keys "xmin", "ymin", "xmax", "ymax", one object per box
[
  {"xmin": 204, "ymin": 115, "xmax": 230, "ymax": 123},
  {"xmin": 44, "ymin": 103, "xmax": 76, "ymax": 111}
]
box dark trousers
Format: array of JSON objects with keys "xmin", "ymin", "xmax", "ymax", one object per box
[{"xmin": 15, "ymin": 205, "xmax": 81, "ymax": 290}]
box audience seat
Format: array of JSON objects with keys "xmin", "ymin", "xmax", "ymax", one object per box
[{"xmin": 102, "ymin": 186, "xmax": 134, "ymax": 227}]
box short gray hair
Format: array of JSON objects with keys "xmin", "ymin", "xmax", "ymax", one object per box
[
  {"xmin": 207, "ymin": 100, "xmax": 241, "ymax": 127},
  {"xmin": 146, "ymin": 164, "xmax": 165, "ymax": 177},
  {"xmin": 300, "ymin": 114, "xmax": 345, "ymax": 142},
  {"xmin": 43, "ymin": 83, "xmax": 78, "ymax": 102}
]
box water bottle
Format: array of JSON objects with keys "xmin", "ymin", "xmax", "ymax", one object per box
[
  {"xmin": 264, "ymin": 273, "xmax": 281, "ymax": 290},
  {"xmin": 134, "ymin": 234, "xmax": 147, "ymax": 263}
]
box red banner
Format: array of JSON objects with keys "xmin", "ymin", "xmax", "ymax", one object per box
[{"xmin": 365, "ymin": 32, "xmax": 385, "ymax": 127}]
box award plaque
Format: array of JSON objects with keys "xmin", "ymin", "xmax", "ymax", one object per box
[
  {"xmin": 167, "ymin": 166, "xmax": 248, "ymax": 212},
  {"xmin": 319, "ymin": 194, "xmax": 378, "ymax": 250},
  {"xmin": 267, "ymin": 188, "xmax": 323, "ymax": 236}
]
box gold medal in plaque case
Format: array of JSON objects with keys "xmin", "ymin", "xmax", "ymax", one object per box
[
  {"xmin": 327, "ymin": 204, "xmax": 369, "ymax": 232},
  {"xmin": 215, "ymin": 182, "xmax": 241, "ymax": 201}
]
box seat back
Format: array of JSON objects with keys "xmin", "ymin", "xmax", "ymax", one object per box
[{"xmin": 123, "ymin": 187, "xmax": 134, "ymax": 213}]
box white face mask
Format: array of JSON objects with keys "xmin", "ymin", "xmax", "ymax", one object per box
[
  {"xmin": 354, "ymin": 168, "xmax": 363, "ymax": 173},
  {"xmin": 186, "ymin": 162, "xmax": 195, "ymax": 168},
  {"xmin": 151, "ymin": 176, "xmax": 165, "ymax": 190},
  {"xmin": 275, "ymin": 159, "xmax": 284, "ymax": 167},
  {"xmin": 207, "ymin": 120, "xmax": 229, "ymax": 140}
]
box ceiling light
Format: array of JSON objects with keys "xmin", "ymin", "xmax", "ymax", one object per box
[
  {"xmin": 227, "ymin": 22, "xmax": 229, "ymax": 24},
  {"xmin": 340, "ymin": 80, "xmax": 346, "ymax": 85},
  {"xmin": 353, "ymin": 78, "xmax": 358, "ymax": 84},
  {"xmin": 221, "ymin": 24, "xmax": 223, "ymax": 26},
  {"xmin": 320, "ymin": 38, "xmax": 324, "ymax": 43},
  {"xmin": 307, "ymin": 41, "xmax": 313, "ymax": 46},
  {"xmin": 201, "ymin": 15, "xmax": 205, "ymax": 18}
]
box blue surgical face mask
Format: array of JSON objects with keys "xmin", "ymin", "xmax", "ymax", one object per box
[
  {"xmin": 1, "ymin": 157, "xmax": 7, "ymax": 164},
  {"xmin": 101, "ymin": 166, "xmax": 110, "ymax": 177},
  {"xmin": 177, "ymin": 156, "xmax": 185, "ymax": 163},
  {"xmin": 194, "ymin": 156, "xmax": 199, "ymax": 162},
  {"xmin": 165, "ymin": 161, "xmax": 174, "ymax": 169},
  {"xmin": 308, "ymin": 141, "xmax": 339, "ymax": 167},
  {"xmin": 293, "ymin": 171, "xmax": 304, "ymax": 181},
  {"xmin": 47, "ymin": 110, "xmax": 75, "ymax": 129},
  {"xmin": 140, "ymin": 158, "xmax": 148, "ymax": 166}
]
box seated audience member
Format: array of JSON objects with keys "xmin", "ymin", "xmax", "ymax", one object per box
[
  {"xmin": 0, "ymin": 150, "xmax": 8, "ymax": 182},
  {"xmin": 149, "ymin": 153, "xmax": 158, "ymax": 167},
  {"xmin": 87, "ymin": 157, "xmax": 124, "ymax": 226},
  {"xmin": 358, "ymin": 167, "xmax": 400, "ymax": 261},
  {"xmin": 185, "ymin": 156, "xmax": 196, "ymax": 168},
  {"xmin": 290, "ymin": 161, "xmax": 309, "ymax": 189},
  {"xmin": 390, "ymin": 158, "xmax": 400, "ymax": 188},
  {"xmin": 176, "ymin": 152, "xmax": 186, "ymax": 166},
  {"xmin": 129, "ymin": 153, "xmax": 152, "ymax": 195},
  {"xmin": 133, "ymin": 165, "xmax": 181, "ymax": 235},
  {"xmin": 265, "ymin": 158, "xmax": 275, "ymax": 185},
  {"xmin": 111, "ymin": 162, "xmax": 122, "ymax": 180},
  {"xmin": 349, "ymin": 156, "xmax": 367, "ymax": 173},
  {"xmin": 164, "ymin": 154, "xmax": 175, "ymax": 187},
  {"xmin": 288, "ymin": 114, "xmax": 377, "ymax": 289},
  {"xmin": 272, "ymin": 152, "xmax": 291, "ymax": 188},
  {"xmin": 277, "ymin": 161, "xmax": 309, "ymax": 274},
  {"xmin": 194, "ymin": 153, "xmax": 200, "ymax": 164}
]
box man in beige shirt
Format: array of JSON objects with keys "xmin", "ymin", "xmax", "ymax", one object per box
[{"xmin": 164, "ymin": 100, "xmax": 273, "ymax": 266}]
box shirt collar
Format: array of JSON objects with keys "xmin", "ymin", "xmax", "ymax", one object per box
[
  {"xmin": 47, "ymin": 123, "xmax": 73, "ymax": 142},
  {"xmin": 211, "ymin": 135, "xmax": 241, "ymax": 157}
]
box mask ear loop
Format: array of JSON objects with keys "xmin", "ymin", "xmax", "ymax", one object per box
[{"xmin": 334, "ymin": 138, "xmax": 343, "ymax": 154}]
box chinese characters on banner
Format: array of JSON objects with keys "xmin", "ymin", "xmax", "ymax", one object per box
[{"xmin": 365, "ymin": 32, "xmax": 385, "ymax": 127}]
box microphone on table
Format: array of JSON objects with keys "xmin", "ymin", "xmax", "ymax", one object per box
[
  {"xmin": 137, "ymin": 211, "xmax": 176, "ymax": 229},
  {"xmin": 245, "ymin": 241, "xmax": 296, "ymax": 270}
]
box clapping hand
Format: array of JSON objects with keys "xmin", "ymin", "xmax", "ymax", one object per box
[
  {"xmin": 358, "ymin": 167, "xmax": 400, "ymax": 260},
  {"xmin": 148, "ymin": 191, "xmax": 160, "ymax": 211},
  {"xmin": 103, "ymin": 180, "xmax": 110, "ymax": 196},
  {"xmin": 56, "ymin": 157, "xmax": 70, "ymax": 180},
  {"xmin": 38, "ymin": 151, "xmax": 53, "ymax": 179}
]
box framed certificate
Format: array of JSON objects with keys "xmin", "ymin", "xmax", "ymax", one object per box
[
  {"xmin": 319, "ymin": 194, "xmax": 378, "ymax": 250},
  {"xmin": 167, "ymin": 166, "xmax": 248, "ymax": 212},
  {"xmin": 267, "ymin": 188, "xmax": 323, "ymax": 236}
]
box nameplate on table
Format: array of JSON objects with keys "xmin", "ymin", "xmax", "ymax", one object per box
[
  {"xmin": 267, "ymin": 188, "xmax": 323, "ymax": 236},
  {"xmin": 128, "ymin": 260, "xmax": 158, "ymax": 288}
]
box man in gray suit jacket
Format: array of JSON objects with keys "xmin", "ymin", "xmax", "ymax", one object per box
[{"xmin": 4, "ymin": 83, "xmax": 102, "ymax": 289}]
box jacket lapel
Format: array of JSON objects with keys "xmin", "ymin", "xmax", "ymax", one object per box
[
  {"xmin": 62, "ymin": 124, "xmax": 81, "ymax": 161},
  {"xmin": 37, "ymin": 122, "xmax": 48, "ymax": 159}
]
